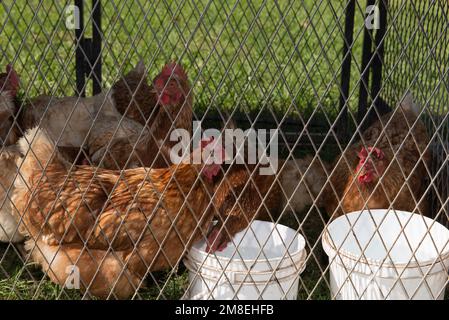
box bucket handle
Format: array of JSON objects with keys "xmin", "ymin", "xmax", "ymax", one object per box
[{"xmin": 184, "ymin": 258, "xmax": 236, "ymax": 284}]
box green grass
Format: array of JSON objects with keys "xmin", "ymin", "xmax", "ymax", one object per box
[
  {"xmin": 2, "ymin": 1, "xmax": 446, "ymax": 115},
  {"xmin": 380, "ymin": 1, "xmax": 449, "ymax": 114},
  {"xmin": 1, "ymin": 0, "xmax": 371, "ymax": 117}
]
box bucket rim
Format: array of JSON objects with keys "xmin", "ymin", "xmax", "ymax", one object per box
[
  {"xmin": 322, "ymin": 210, "xmax": 449, "ymax": 269},
  {"xmin": 185, "ymin": 246, "xmax": 307, "ymax": 274},
  {"xmin": 189, "ymin": 221, "xmax": 307, "ymax": 264}
]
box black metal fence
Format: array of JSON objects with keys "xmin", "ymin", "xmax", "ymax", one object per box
[
  {"xmin": 377, "ymin": 1, "xmax": 449, "ymax": 226},
  {"xmin": 0, "ymin": 0, "xmax": 448, "ymax": 300}
]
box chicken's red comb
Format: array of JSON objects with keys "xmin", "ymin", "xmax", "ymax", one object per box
[{"xmin": 161, "ymin": 61, "xmax": 188, "ymax": 80}]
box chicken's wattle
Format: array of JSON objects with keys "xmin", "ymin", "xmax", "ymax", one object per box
[
  {"xmin": 203, "ymin": 164, "xmax": 221, "ymax": 182},
  {"xmin": 358, "ymin": 171, "xmax": 374, "ymax": 184},
  {"xmin": 160, "ymin": 93, "xmax": 171, "ymax": 105}
]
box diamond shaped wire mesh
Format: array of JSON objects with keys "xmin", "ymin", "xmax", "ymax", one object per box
[{"xmin": 0, "ymin": 0, "xmax": 448, "ymax": 300}]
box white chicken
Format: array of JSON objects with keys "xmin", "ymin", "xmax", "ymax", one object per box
[
  {"xmin": 0, "ymin": 145, "xmax": 23, "ymax": 243},
  {"xmin": 0, "ymin": 65, "xmax": 23, "ymax": 243}
]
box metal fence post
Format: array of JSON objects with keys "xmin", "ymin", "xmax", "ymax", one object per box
[
  {"xmin": 337, "ymin": 0, "xmax": 356, "ymax": 143},
  {"xmin": 74, "ymin": 0, "xmax": 102, "ymax": 97},
  {"xmin": 357, "ymin": 0, "xmax": 376, "ymax": 127},
  {"xmin": 370, "ymin": 0, "xmax": 388, "ymax": 105},
  {"xmin": 358, "ymin": 0, "xmax": 390, "ymax": 131}
]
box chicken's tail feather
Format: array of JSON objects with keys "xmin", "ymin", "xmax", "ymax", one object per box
[
  {"xmin": 400, "ymin": 91, "xmax": 421, "ymax": 117},
  {"xmin": 16, "ymin": 126, "xmax": 65, "ymax": 185}
]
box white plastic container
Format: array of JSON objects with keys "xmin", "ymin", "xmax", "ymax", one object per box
[
  {"xmin": 322, "ymin": 209, "xmax": 449, "ymax": 300},
  {"xmin": 183, "ymin": 221, "xmax": 307, "ymax": 300}
]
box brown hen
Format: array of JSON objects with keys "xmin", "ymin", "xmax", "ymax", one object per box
[
  {"xmin": 87, "ymin": 62, "xmax": 193, "ymax": 169},
  {"xmin": 17, "ymin": 61, "xmax": 193, "ymax": 169},
  {"xmin": 13, "ymin": 128, "xmax": 225, "ymax": 299},
  {"xmin": 322, "ymin": 93, "xmax": 431, "ymax": 219},
  {"xmin": 112, "ymin": 61, "xmax": 158, "ymax": 126}
]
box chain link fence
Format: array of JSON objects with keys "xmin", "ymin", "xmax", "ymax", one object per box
[{"xmin": 0, "ymin": 0, "xmax": 448, "ymax": 300}]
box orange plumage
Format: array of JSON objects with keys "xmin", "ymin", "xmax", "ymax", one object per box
[{"xmin": 13, "ymin": 127, "xmax": 223, "ymax": 299}]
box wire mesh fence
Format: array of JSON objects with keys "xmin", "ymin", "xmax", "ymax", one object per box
[{"xmin": 0, "ymin": 0, "xmax": 448, "ymax": 300}]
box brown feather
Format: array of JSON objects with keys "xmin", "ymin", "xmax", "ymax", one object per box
[
  {"xmin": 322, "ymin": 98, "xmax": 431, "ymax": 218},
  {"xmin": 14, "ymin": 129, "xmax": 219, "ymax": 298}
]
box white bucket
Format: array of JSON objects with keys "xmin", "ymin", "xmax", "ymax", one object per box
[
  {"xmin": 322, "ymin": 209, "xmax": 449, "ymax": 300},
  {"xmin": 183, "ymin": 221, "xmax": 307, "ymax": 300}
]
